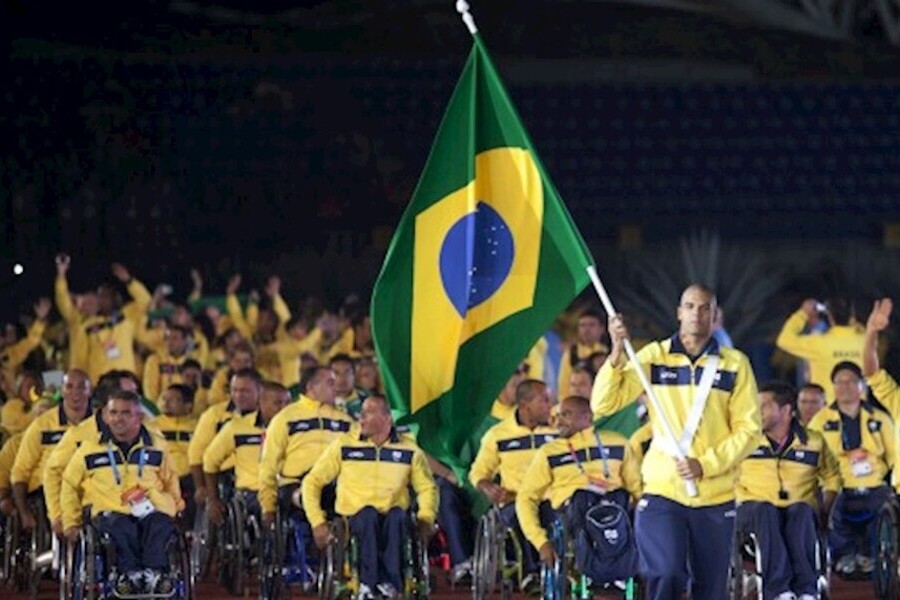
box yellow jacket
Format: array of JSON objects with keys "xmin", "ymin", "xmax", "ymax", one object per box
[
  {"xmin": 736, "ymin": 420, "xmax": 840, "ymax": 508},
  {"xmin": 156, "ymin": 414, "xmax": 196, "ymax": 478},
  {"xmin": 516, "ymin": 428, "xmax": 640, "ymax": 550},
  {"xmin": 258, "ymin": 395, "xmax": 354, "ymax": 513},
  {"xmin": 0, "ymin": 433, "xmax": 23, "ymax": 490},
  {"xmin": 207, "ymin": 367, "xmax": 232, "ymax": 408},
  {"xmin": 203, "ymin": 410, "xmax": 266, "ymax": 491},
  {"xmin": 592, "ymin": 335, "xmax": 761, "ymax": 507},
  {"xmin": 301, "ymin": 429, "xmax": 437, "ymax": 528},
  {"xmin": 11, "ymin": 403, "xmax": 92, "ymax": 492},
  {"xmin": 525, "ymin": 337, "xmax": 548, "ymax": 382},
  {"xmin": 138, "ymin": 325, "xmax": 210, "ymax": 371},
  {"xmin": 628, "ymin": 421, "xmax": 654, "ymax": 494},
  {"xmin": 73, "ymin": 279, "xmax": 152, "ymax": 382},
  {"xmin": 44, "ymin": 411, "xmax": 106, "ymax": 522},
  {"xmin": 188, "ymin": 401, "xmax": 239, "ymax": 470},
  {"xmin": 61, "ymin": 427, "xmax": 181, "ymax": 529},
  {"xmin": 558, "ymin": 341, "xmax": 608, "ymax": 399},
  {"xmin": 0, "ymin": 320, "xmax": 45, "ymax": 396},
  {"xmin": 227, "ymin": 293, "xmax": 292, "ymax": 383},
  {"xmin": 807, "ymin": 402, "xmax": 895, "ymax": 489},
  {"xmin": 489, "ymin": 399, "xmax": 515, "ymax": 422},
  {"xmin": 775, "ymin": 310, "xmax": 865, "ymax": 398},
  {"xmin": 1, "ymin": 397, "xmax": 35, "ymax": 437},
  {"xmin": 143, "ymin": 352, "xmax": 192, "ymax": 405},
  {"xmin": 43, "ymin": 413, "xmax": 166, "ymax": 522},
  {"xmin": 468, "ymin": 412, "xmax": 558, "ymax": 497}
]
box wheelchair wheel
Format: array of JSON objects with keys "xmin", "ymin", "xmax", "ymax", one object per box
[
  {"xmin": 540, "ymin": 519, "xmax": 569, "ymax": 600},
  {"xmin": 221, "ymin": 498, "xmax": 245, "ymax": 596},
  {"xmin": 191, "ymin": 503, "xmax": 215, "ymax": 582},
  {"xmin": 318, "ymin": 519, "xmax": 351, "ymax": 600},
  {"xmin": 402, "ymin": 519, "xmax": 429, "ymax": 600},
  {"xmin": 169, "ymin": 529, "xmax": 194, "ymax": 600},
  {"xmin": 473, "ymin": 509, "xmax": 501, "ymax": 600},
  {"xmin": 259, "ymin": 518, "xmax": 285, "ymax": 600},
  {"xmin": 29, "ymin": 501, "xmax": 51, "ymax": 597},
  {"xmin": 875, "ymin": 500, "xmax": 900, "ymax": 600}
]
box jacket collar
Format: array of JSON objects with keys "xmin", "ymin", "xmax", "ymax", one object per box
[
  {"xmin": 668, "ymin": 334, "xmax": 720, "ymax": 359},
  {"xmin": 359, "ymin": 427, "xmax": 400, "ymax": 444},
  {"xmin": 100, "ymin": 425, "xmax": 153, "ymax": 447}
]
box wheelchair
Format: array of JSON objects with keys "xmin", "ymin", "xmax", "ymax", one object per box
[
  {"xmin": 4, "ymin": 494, "xmax": 55, "ymax": 596},
  {"xmin": 472, "ymin": 507, "xmax": 524, "ymax": 600},
  {"xmin": 62, "ymin": 515, "xmax": 193, "ymax": 600},
  {"xmin": 875, "ymin": 496, "xmax": 900, "ymax": 599},
  {"xmin": 728, "ymin": 525, "xmax": 830, "ymax": 600},
  {"xmin": 259, "ymin": 500, "xmax": 319, "ymax": 600},
  {"xmin": 317, "ymin": 513, "xmax": 430, "ymax": 600},
  {"xmin": 218, "ymin": 490, "xmax": 262, "ymax": 596},
  {"xmin": 189, "ymin": 471, "xmax": 235, "ymax": 583},
  {"xmin": 540, "ymin": 515, "xmax": 641, "ymax": 600}
]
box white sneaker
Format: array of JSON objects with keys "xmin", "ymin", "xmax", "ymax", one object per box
[
  {"xmin": 451, "ymin": 559, "xmax": 473, "ymax": 585},
  {"xmin": 376, "ymin": 582, "xmax": 398, "ymax": 599},
  {"xmin": 773, "ymin": 592, "xmax": 796, "ymax": 600},
  {"xmin": 834, "ymin": 554, "xmax": 856, "ymax": 576},
  {"xmin": 357, "ymin": 583, "xmax": 375, "ymax": 600},
  {"xmin": 796, "ymin": 594, "xmax": 817, "ymax": 600},
  {"xmin": 856, "ymin": 553, "xmax": 874, "ymax": 573}
]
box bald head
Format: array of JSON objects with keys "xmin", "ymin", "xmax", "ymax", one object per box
[{"xmin": 677, "ymin": 284, "xmax": 717, "ymax": 340}]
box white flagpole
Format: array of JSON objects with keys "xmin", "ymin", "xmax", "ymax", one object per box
[
  {"xmin": 456, "ymin": 0, "xmax": 478, "ymax": 35},
  {"xmin": 586, "ymin": 265, "xmax": 698, "ymax": 498}
]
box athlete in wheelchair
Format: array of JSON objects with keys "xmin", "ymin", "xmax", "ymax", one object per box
[
  {"xmin": 515, "ymin": 396, "xmax": 641, "ymax": 600},
  {"xmin": 733, "ymin": 381, "xmax": 839, "ymax": 600},
  {"xmin": 303, "ymin": 395, "xmax": 437, "ymax": 600},
  {"xmin": 60, "ymin": 390, "xmax": 185, "ymax": 597},
  {"xmin": 204, "ymin": 375, "xmax": 288, "ymax": 595},
  {"xmin": 468, "ymin": 378, "xmax": 557, "ymax": 596},
  {"xmin": 258, "ymin": 365, "xmax": 354, "ymax": 598}
]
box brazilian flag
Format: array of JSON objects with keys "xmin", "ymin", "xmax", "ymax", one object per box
[{"xmin": 371, "ymin": 35, "xmax": 594, "ymax": 476}]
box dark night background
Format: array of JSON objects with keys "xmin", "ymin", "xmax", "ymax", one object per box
[{"xmin": 5, "ymin": 1, "xmax": 900, "ymax": 357}]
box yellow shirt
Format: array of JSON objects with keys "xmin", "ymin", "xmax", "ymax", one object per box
[
  {"xmin": 258, "ymin": 395, "xmax": 354, "ymax": 513},
  {"xmin": 775, "ymin": 310, "xmax": 865, "ymax": 398},
  {"xmin": 0, "ymin": 433, "xmax": 24, "ymax": 491},
  {"xmin": 188, "ymin": 401, "xmax": 239, "ymax": 470},
  {"xmin": 736, "ymin": 421, "xmax": 840, "ymax": 508},
  {"xmin": 1, "ymin": 397, "xmax": 35, "ymax": 437},
  {"xmin": 807, "ymin": 402, "xmax": 895, "ymax": 490},
  {"xmin": 515, "ymin": 428, "xmax": 640, "ymax": 550},
  {"xmin": 73, "ymin": 279, "xmax": 152, "ymax": 383},
  {"xmin": 60, "ymin": 428, "xmax": 181, "ymax": 529},
  {"xmin": 0, "ymin": 320, "xmax": 45, "ymax": 396},
  {"xmin": 301, "ymin": 430, "xmax": 437, "ymax": 528},
  {"xmin": 11, "ymin": 404, "xmax": 92, "ymax": 492},
  {"xmin": 143, "ymin": 352, "xmax": 191, "ymax": 405},
  {"xmin": 156, "ymin": 414, "xmax": 196, "ymax": 478},
  {"xmin": 203, "ymin": 411, "xmax": 267, "ymax": 491},
  {"xmin": 592, "ymin": 335, "xmax": 760, "ymax": 507},
  {"xmin": 468, "ymin": 412, "xmax": 558, "ymax": 496},
  {"xmin": 489, "ymin": 399, "xmax": 515, "ymax": 421}
]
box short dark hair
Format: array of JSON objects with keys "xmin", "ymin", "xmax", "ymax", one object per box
[
  {"xmin": 515, "ymin": 379, "xmax": 547, "ymax": 405},
  {"xmin": 572, "ymin": 362, "xmax": 597, "ymax": 380},
  {"xmin": 561, "ymin": 395, "xmax": 592, "ymax": 415},
  {"xmin": 299, "ymin": 365, "xmax": 331, "ymax": 393},
  {"xmin": 329, "ymin": 353, "xmax": 355, "ymax": 369},
  {"xmin": 758, "ymin": 381, "xmax": 796, "ymax": 410},
  {"xmin": 831, "ymin": 361, "xmax": 862, "ymax": 382},
  {"xmin": 363, "ymin": 394, "xmax": 391, "ymax": 414},
  {"xmin": 182, "ymin": 358, "xmax": 202, "ymax": 371},
  {"xmin": 799, "ymin": 382, "xmax": 826, "ymax": 397},
  {"xmin": 232, "ymin": 368, "xmax": 263, "ymax": 387},
  {"xmin": 168, "ymin": 324, "xmax": 193, "ymax": 339},
  {"xmin": 262, "ymin": 381, "xmax": 288, "ymax": 395},
  {"xmin": 578, "ymin": 308, "xmax": 605, "ymax": 323},
  {"xmin": 108, "ymin": 389, "xmax": 142, "ymax": 405},
  {"xmin": 166, "ymin": 384, "xmax": 195, "ymax": 405}
]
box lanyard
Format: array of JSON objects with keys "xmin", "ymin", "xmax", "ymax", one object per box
[
  {"xmin": 565, "ymin": 431, "xmax": 612, "ymax": 480},
  {"xmin": 106, "ymin": 444, "xmax": 147, "ymax": 486}
]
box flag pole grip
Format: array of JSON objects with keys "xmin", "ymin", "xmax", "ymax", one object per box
[{"xmin": 586, "ymin": 266, "xmax": 698, "ymax": 498}]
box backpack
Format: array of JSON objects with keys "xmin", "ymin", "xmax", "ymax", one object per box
[{"xmin": 574, "ymin": 500, "xmax": 638, "ymax": 583}]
